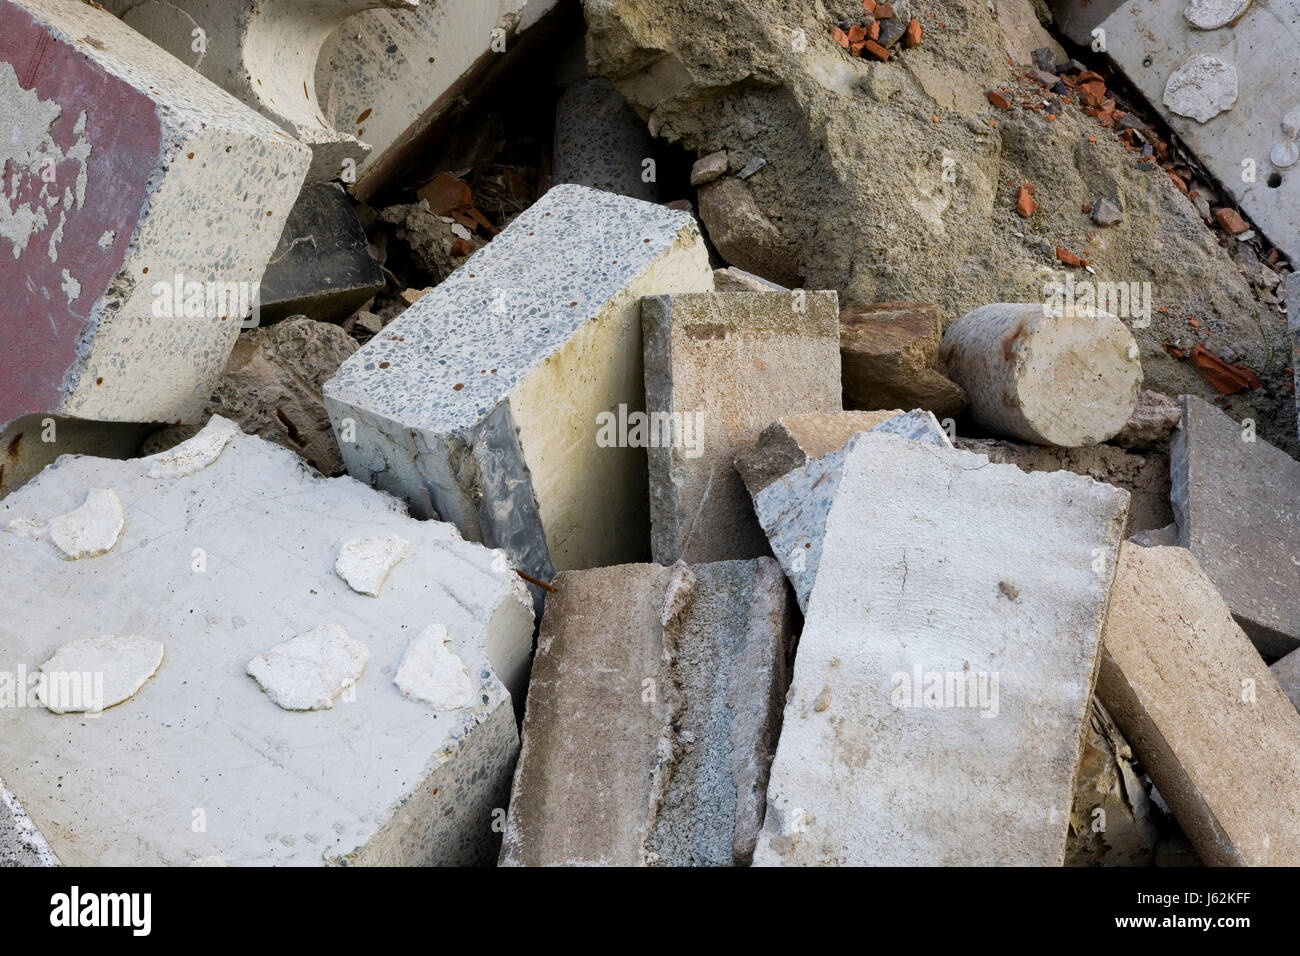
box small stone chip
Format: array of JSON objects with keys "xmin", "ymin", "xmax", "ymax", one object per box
[
  {"xmin": 48, "ymin": 489, "xmax": 124, "ymax": 560},
  {"xmin": 335, "ymin": 534, "xmax": 413, "ymax": 596},
  {"xmin": 247, "ymin": 623, "xmax": 370, "ymax": 711},
  {"xmin": 37, "ymin": 635, "xmax": 164, "ymax": 713}
]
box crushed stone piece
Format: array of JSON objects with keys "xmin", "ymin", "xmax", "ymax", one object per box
[
  {"xmin": 37, "ymin": 635, "xmax": 164, "ymax": 714},
  {"xmin": 246, "ymin": 623, "xmax": 370, "ymax": 711},
  {"xmin": 335, "ymin": 534, "xmax": 413, "ymax": 596},
  {"xmin": 48, "ymin": 489, "xmax": 124, "ymax": 559},
  {"xmin": 146, "ymin": 415, "xmax": 239, "ymax": 479},
  {"xmin": 393, "ymin": 624, "xmax": 475, "ymax": 710},
  {"xmin": 1163, "ymin": 54, "xmax": 1238, "ymax": 124}
]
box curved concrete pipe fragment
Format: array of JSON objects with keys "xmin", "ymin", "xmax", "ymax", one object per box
[
  {"xmin": 101, "ymin": 0, "xmax": 418, "ymax": 182},
  {"xmin": 940, "ymin": 303, "xmax": 1143, "ymax": 447}
]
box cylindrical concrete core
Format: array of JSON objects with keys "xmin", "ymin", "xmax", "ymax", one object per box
[{"xmin": 940, "ymin": 303, "xmax": 1142, "ymax": 447}]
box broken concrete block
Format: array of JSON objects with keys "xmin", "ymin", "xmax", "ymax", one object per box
[
  {"xmin": 0, "ymin": 0, "xmax": 311, "ymax": 431},
  {"xmin": 553, "ymin": 78, "xmax": 659, "ymax": 202},
  {"xmin": 713, "ymin": 267, "xmax": 786, "ymax": 293},
  {"xmin": 1047, "ymin": 0, "xmax": 1300, "ymax": 261},
  {"xmin": 641, "ymin": 291, "xmax": 841, "ymax": 565},
  {"xmin": 1170, "ymin": 395, "xmax": 1300, "ymax": 657},
  {"xmin": 324, "ymin": 185, "xmax": 714, "ymax": 588},
  {"xmin": 734, "ymin": 409, "xmax": 904, "ymax": 497},
  {"xmin": 1065, "ymin": 699, "xmax": 1160, "ymax": 867},
  {"xmin": 953, "ymin": 437, "xmax": 1173, "ymax": 535},
  {"xmin": 1111, "ymin": 388, "xmax": 1182, "ymax": 450},
  {"xmin": 696, "ymin": 177, "xmax": 802, "ymax": 288},
  {"xmin": 1271, "ymin": 648, "xmax": 1300, "ymax": 712},
  {"xmin": 0, "ymin": 426, "xmax": 533, "ymax": 865},
  {"xmin": 101, "ymin": 0, "xmax": 417, "ymax": 182},
  {"xmin": 840, "ymin": 303, "xmax": 968, "ymax": 419},
  {"xmin": 257, "ymin": 183, "xmax": 384, "ymax": 323},
  {"xmin": 316, "ymin": 0, "xmax": 564, "ymax": 198},
  {"xmin": 500, "ymin": 558, "xmax": 794, "ymax": 866},
  {"xmin": 941, "ymin": 304, "xmax": 1143, "ymax": 447},
  {"xmin": 1096, "ymin": 543, "xmax": 1300, "ymax": 865},
  {"xmin": 143, "ymin": 316, "xmax": 359, "ymax": 478},
  {"xmin": 751, "ymin": 413, "xmax": 952, "ymax": 613},
  {"xmin": 754, "ymin": 432, "xmax": 1129, "ymax": 866}
]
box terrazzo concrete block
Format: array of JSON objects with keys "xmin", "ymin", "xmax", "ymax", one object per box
[
  {"xmin": 500, "ymin": 558, "xmax": 795, "ymax": 867},
  {"xmin": 840, "ymin": 303, "xmax": 968, "ymax": 419},
  {"xmin": 316, "ymin": 0, "xmax": 564, "ymax": 198},
  {"xmin": 0, "ymin": 0, "xmax": 310, "ymax": 431},
  {"xmin": 751, "ymin": 411, "xmax": 951, "ymax": 613},
  {"xmin": 257, "ymin": 183, "xmax": 384, "ymax": 322},
  {"xmin": 324, "ymin": 185, "xmax": 714, "ymax": 589},
  {"xmin": 1096, "ymin": 543, "xmax": 1300, "ymax": 866},
  {"xmin": 754, "ymin": 432, "xmax": 1129, "ymax": 866},
  {"xmin": 100, "ymin": 0, "xmax": 416, "ymax": 182},
  {"xmin": 1048, "ymin": 0, "xmax": 1300, "ymax": 261},
  {"xmin": 642, "ymin": 291, "xmax": 841, "ymax": 565},
  {"xmin": 734, "ymin": 409, "xmax": 904, "ymax": 497},
  {"xmin": 0, "ymin": 781, "xmax": 58, "ymax": 866},
  {"xmin": 0, "ymin": 422, "xmax": 534, "ymax": 865},
  {"xmin": 940, "ymin": 304, "xmax": 1142, "ymax": 447},
  {"xmin": 1271, "ymin": 648, "xmax": 1300, "ymax": 712},
  {"xmin": 1170, "ymin": 394, "xmax": 1300, "ymax": 657},
  {"xmin": 553, "ymin": 78, "xmax": 659, "ymax": 202}
]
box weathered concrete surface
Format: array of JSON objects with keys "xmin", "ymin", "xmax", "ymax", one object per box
[
  {"xmin": 941, "ymin": 304, "xmax": 1142, "ymax": 446},
  {"xmin": 1288, "ymin": 273, "xmax": 1300, "ymax": 441},
  {"xmin": 258, "ymin": 183, "xmax": 384, "ymax": 323},
  {"xmin": 500, "ymin": 558, "xmax": 794, "ymax": 866},
  {"xmin": 1111, "ymin": 389, "xmax": 1182, "ymax": 450},
  {"xmin": 752, "ymin": 412, "xmax": 951, "ymax": 613},
  {"xmin": 642, "ymin": 291, "xmax": 841, "ymax": 565},
  {"xmin": 1096, "ymin": 543, "xmax": 1300, "ymax": 866},
  {"xmin": 101, "ymin": 0, "xmax": 417, "ymax": 182},
  {"xmin": 0, "ymin": 0, "xmax": 310, "ymax": 431},
  {"xmin": 317, "ymin": 0, "xmax": 564, "ymax": 198},
  {"xmin": 1170, "ymin": 395, "xmax": 1300, "ymax": 657},
  {"xmin": 840, "ymin": 303, "xmax": 967, "ymax": 419},
  {"xmin": 734, "ymin": 409, "xmax": 903, "ymax": 497},
  {"xmin": 1048, "ymin": 0, "xmax": 1300, "ymax": 262},
  {"xmin": 954, "ymin": 437, "xmax": 1172, "ymax": 535},
  {"xmin": 553, "ymin": 78, "xmax": 660, "ymax": 202},
  {"xmin": 0, "ymin": 422, "xmax": 534, "ymax": 865},
  {"xmin": 1272, "ymin": 648, "xmax": 1300, "ymax": 712},
  {"xmin": 142, "ymin": 316, "xmax": 358, "ymax": 477},
  {"xmin": 754, "ymin": 433, "xmax": 1129, "ymax": 866},
  {"xmin": 1064, "ymin": 699, "xmax": 1159, "ymax": 867},
  {"xmin": 326, "ymin": 185, "xmax": 714, "ymax": 589}
]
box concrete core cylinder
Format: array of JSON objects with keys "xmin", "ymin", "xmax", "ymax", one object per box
[{"xmin": 940, "ymin": 303, "xmax": 1142, "ymax": 447}]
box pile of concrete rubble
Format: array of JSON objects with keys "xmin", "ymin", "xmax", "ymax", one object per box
[{"xmin": 0, "ymin": 0, "xmax": 1296, "ymax": 866}]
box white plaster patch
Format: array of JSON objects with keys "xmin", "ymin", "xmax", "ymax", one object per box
[
  {"xmin": 60, "ymin": 268, "xmax": 80, "ymax": 305},
  {"xmin": 1183, "ymin": 0, "xmax": 1250, "ymax": 29},
  {"xmin": 1163, "ymin": 54, "xmax": 1238, "ymax": 123},
  {"xmin": 335, "ymin": 534, "xmax": 412, "ymax": 596},
  {"xmin": 47, "ymin": 489, "xmax": 124, "ymax": 559},
  {"xmin": 394, "ymin": 624, "xmax": 475, "ymax": 710},
  {"xmin": 37, "ymin": 635, "xmax": 164, "ymax": 714},
  {"xmin": 146, "ymin": 415, "xmax": 239, "ymax": 478},
  {"xmin": 98, "ymin": 230, "xmax": 115, "ymax": 250},
  {"xmin": 247, "ymin": 623, "xmax": 370, "ymax": 711}
]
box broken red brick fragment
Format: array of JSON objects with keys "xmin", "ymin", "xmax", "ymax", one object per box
[
  {"xmin": 864, "ymin": 38, "xmax": 890, "ymax": 61},
  {"xmin": 904, "ymin": 19, "xmax": 922, "ymax": 47},
  {"xmin": 1213, "ymin": 207, "xmax": 1249, "ymax": 234},
  {"xmin": 831, "ymin": 26, "xmax": 850, "ymax": 48},
  {"xmin": 1055, "ymin": 247, "xmax": 1087, "ymax": 268},
  {"xmin": 875, "ymin": 3, "xmax": 895, "ymax": 17},
  {"xmin": 1015, "ymin": 184, "xmax": 1037, "ymax": 218},
  {"xmin": 847, "ymin": 24, "xmax": 867, "ymax": 43},
  {"xmin": 986, "ymin": 89, "xmax": 1012, "ymax": 110},
  {"xmin": 1189, "ymin": 344, "xmax": 1262, "ymax": 394}
]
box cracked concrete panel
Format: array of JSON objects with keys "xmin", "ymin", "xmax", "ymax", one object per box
[
  {"xmin": 0, "ymin": 0, "xmax": 310, "ymax": 432},
  {"xmin": 0, "ymin": 429, "xmax": 534, "ymax": 865},
  {"xmin": 500, "ymin": 558, "xmax": 794, "ymax": 866},
  {"xmin": 754, "ymin": 432, "xmax": 1129, "ymax": 866}
]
